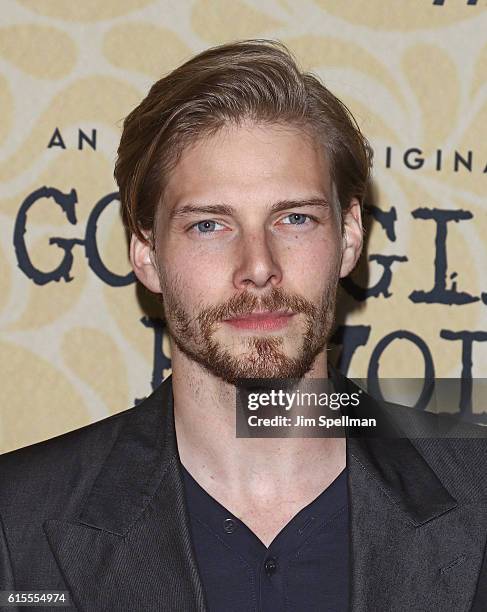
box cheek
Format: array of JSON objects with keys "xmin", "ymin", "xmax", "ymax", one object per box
[
  {"xmin": 284, "ymin": 236, "xmax": 341, "ymax": 279},
  {"xmin": 166, "ymin": 255, "xmax": 225, "ymax": 304}
]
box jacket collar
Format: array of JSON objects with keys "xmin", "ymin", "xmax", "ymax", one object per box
[
  {"xmin": 77, "ymin": 376, "xmax": 178, "ymax": 536},
  {"xmin": 329, "ymin": 366, "xmax": 458, "ymax": 526},
  {"xmin": 75, "ymin": 370, "xmax": 457, "ymax": 535}
]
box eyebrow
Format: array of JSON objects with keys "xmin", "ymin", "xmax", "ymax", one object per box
[{"xmin": 169, "ymin": 197, "xmax": 331, "ymax": 221}]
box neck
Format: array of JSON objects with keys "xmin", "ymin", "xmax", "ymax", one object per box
[{"xmin": 170, "ymin": 346, "xmax": 346, "ymax": 500}]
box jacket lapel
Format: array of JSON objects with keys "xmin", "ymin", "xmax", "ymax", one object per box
[
  {"xmin": 336, "ymin": 372, "xmax": 487, "ymax": 612},
  {"xmin": 43, "ymin": 376, "xmax": 207, "ymax": 612}
]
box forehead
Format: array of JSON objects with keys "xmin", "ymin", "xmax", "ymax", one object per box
[{"xmin": 162, "ymin": 121, "xmax": 331, "ymax": 212}]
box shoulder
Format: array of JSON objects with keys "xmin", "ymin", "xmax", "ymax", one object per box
[
  {"xmin": 0, "ymin": 404, "xmax": 137, "ymax": 523},
  {"xmin": 381, "ymin": 398, "xmax": 487, "ymax": 439},
  {"xmin": 0, "ymin": 376, "xmax": 173, "ymax": 524},
  {"xmin": 0, "ymin": 378, "xmax": 174, "ymax": 588}
]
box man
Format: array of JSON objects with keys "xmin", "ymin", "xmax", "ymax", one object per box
[{"xmin": 1, "ymin": 39, "xmax": 487, "ymax": 612}]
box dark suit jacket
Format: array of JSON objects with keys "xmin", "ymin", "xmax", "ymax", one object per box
[{"xmin": 1, "ymin": 370, "xmax": 487, "ymax": 611}]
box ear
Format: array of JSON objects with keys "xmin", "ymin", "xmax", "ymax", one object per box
[
  {"xmin": 339, "ymin": 198, "xmax": 363, "ymax": 278},
  {"xmin": 129, "ymin": 232, "xmax": 162, "ymax": 293}
]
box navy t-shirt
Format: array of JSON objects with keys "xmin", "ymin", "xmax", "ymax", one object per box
[{"xmin": 181, "ymin": 465, "xmax": 349, "ymax": 612}]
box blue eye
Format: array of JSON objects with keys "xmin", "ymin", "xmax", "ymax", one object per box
[
  {"xmin": 282, "ymin": 213, "xmax": 313, "ymax": 225},
  {"xmin": 191, "ymin": 220, "xmax": 224, "ymax": 233}
]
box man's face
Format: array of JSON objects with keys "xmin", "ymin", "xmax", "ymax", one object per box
[{"xmin": 133, "ymin": 121, "xmax": 361, "ymax": 385}]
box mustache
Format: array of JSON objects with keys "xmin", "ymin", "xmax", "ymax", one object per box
[{"xmin": 197, "ymin": 287, "xmax": 318, "ymax": 326}]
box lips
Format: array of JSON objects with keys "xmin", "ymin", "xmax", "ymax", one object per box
[
  {"xmin": 225, "ymin": 310, "xmax": 293, "ymax": 321},
  {"xmin": 223, "ymin": 310, "xmax": 295, "ymax": 331}
]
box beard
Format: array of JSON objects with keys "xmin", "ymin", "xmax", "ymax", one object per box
[{"xmin": 157, "ymin": 273, "xmax": 339, "ymax": 386}]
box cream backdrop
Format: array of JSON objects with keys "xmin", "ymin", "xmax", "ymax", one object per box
[{"xmin": 1, "ymin": 0, "xmax": 486, "ymax": 453}]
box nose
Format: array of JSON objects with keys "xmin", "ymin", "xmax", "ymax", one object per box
[{"xmin": 232, "ymin": 229, "xmax": 283, "ymax": 290}]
